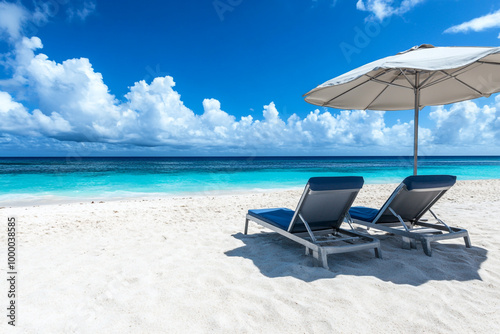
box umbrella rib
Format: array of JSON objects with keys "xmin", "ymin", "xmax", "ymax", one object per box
[
  {"xmin": 421, "ymin": 63, "xmax": 483, "ymax": 89},
  {"xmin": 304, "ymin": 68, "xmax": 392, "ymax": 99},
  {"xmin": 421, "ymin": 69, "xmax": 484, "ymax": 95},
  {"xmin": 420, "ymin": 74, "xmax": 454, "ymax": 89},
  {"xmin": 398, "ymin": 69, "xmax": 435, "ymax": 89},
  {"xmin": 454, "ymin": 76, "xmax": 484, "ymax": 95},
  {"xmin": 418, "ymin": 71, "xmax": 437, "ymax": 88},
  {"xmin": 320, "ymin": 69, "xmax": 393, "ymax": 106},
  {"xmin": 367, "ymin": 76, "xmax": 413, "ymax": 90},
  {"xmin": 477, "ymin": 60, "xmax": 500, "ymax": 65},
  {"xmin": 364, "ymin": 72, "xmax": 402, "ymax": 109},
  {"xmin": 399, "ymin": 69, "xmax": 417, "ymax": 88},
  {"xmin": 320, "ymin": 77, "xmax": 371, "ymax": 106}
]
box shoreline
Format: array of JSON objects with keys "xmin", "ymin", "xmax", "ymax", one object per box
[
  {"xmin": 1, "ymin": 178, "xmax": 498, "ymax": 208},
  {"xmin": 0, "ymin": 179, "xmax": 500, "ymax": 209},
  {"xmin": 0, "ymin": 186, "xmax": 306, "ymax": 208}
]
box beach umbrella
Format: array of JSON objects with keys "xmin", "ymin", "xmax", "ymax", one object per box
[{"xmin": 304, "ymin": 44, "xmax": 500, "ymax": 174}]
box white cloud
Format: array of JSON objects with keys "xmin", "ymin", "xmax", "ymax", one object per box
[
  {"xmin": 356, "ymin": 0, "xmax": 425, "ymax": 21},
  {"xmin": 0, "ymin": 90, "xmax": 71, "ymax": 137},
  {"xmin": 429, "ymin": 100, "xmax": 500, "ymax": 146},
  {"xmin": 0, "ymin": 35, "xmax": 416, "ymax": 152},
  {"xmin": 123, "ymin": 76, "xmax": 202, "ymax": 145},
  {"xmin": 8, "ymin": 36, "xmax": 123, "ymax": 142},
  {"xmin": 0, "ymin": 1, "xmax": 29, "ymax": 41},
  {"xmin": 0, "ymin": 91, "xmax": 36, "ymax": 135},
  {"xmin": 201, "ymin": 98, "xmax": 236, "ymax": 139},
  {"xmin": 445, "ymin": 9, "xmax": 500, "ymax": 34}
]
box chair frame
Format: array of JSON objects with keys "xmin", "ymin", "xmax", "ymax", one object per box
[
  {"xmin": 351, "ymin": 181, "xmax": 471, "ymax": 256},
  {"xmin": 244, "ymin": 181, "xmax": 382, "ymax": 269}
]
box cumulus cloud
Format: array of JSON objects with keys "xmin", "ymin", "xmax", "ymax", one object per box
[
  {"xmin": 0, "ymin": 31, "xmax": 420, "ymax": 153},
  {"xmin": 356, "ymin": 0, "xmax": 425, "ymax": 21},
  {"xmin": 444, "ymin": 9, "xmax": 500, "ymax": 34},
  {"xmin": 0, "ymin": 91, "xmax": 36, "ymax": 135},
  {"xmin": 0, "ymin": 89, "xmax": 72, "ymax": 138},
  {"xmin": 429, "ymin": 100, "xmax": 500, "ymax": 146}
]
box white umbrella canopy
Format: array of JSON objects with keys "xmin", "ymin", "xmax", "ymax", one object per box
[{"xmin": 304, "ymin": 44, "xmax": 500, "ymax": 174}]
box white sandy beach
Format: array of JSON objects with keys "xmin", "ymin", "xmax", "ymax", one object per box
[{"xmin": 1, "ymin": 179, "xmax": 500, "ymax": 333}]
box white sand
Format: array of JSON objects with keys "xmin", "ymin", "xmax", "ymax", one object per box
[{"xmin": 1, "ymin": 180, "xmax": 500, "ymax": 333}]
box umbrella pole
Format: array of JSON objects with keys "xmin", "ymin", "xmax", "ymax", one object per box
[{"xmin": 413, "ymin": 73, "xmax": 420, "ymax": 175}]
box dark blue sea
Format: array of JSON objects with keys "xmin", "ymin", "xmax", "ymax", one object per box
[{"xmin": 1, "ymin": 156, "xmax": 499, "ymax": 205}]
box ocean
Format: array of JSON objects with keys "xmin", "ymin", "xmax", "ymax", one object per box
[{"xmin": 1, "ymin": 156, "xmax": 499, "ymax": 205}]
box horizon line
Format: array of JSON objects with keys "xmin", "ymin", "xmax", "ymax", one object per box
[{"xmin": 1, "ymin": 155, "xmax": 500, "ymax": 159}]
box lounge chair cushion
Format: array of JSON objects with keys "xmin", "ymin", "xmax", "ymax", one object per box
[
  {"xmin": 247, "ymin": 208, "xmax": 294, "ymax": 231},
  {"xmin": 403, "ymin": 175, "xmax": 456, "ymax": 190},
  {"xmin": 309, "ymin": 176, "xmax": 364, "ymax": 191},
  {"xmin": 349, "ymin": 206, "xmax": 379, "ymax": 222},
  {"xmin": 248, "ymin": 176, "xmax": 365, "ymax": 234}
]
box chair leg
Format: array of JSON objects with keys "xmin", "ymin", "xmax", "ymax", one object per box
[
  {"xmin": 464, "ymin": 235, "xmax": 472, "ymax": 248},
  {"xmin": 244, "ymin": 218, "xmax": 249, "ymax": 235},
  {"xmin": 320, "ymin": 250, "xmax": 329, "ymax": 270},
  {"xmin": 311, "ymin": 250, "xmax": 320, "ymax": 266},
  {"xmin": 310, "ymin": 249, "xmax": 329, "ymax": 269},
  {"xmin": 402, "ymin": 236, "xmax": 412, "ymax": 250},
  {"xmin": 421, "ymin": 240, "xmax": 432, "ymax": 256}
]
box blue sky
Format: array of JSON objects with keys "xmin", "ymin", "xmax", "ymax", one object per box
[{"xmin": 1, "ymin": 0, "xmax": 500, "ymax": 156}]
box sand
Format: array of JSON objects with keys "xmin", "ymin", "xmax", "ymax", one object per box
[{"xmin": 1, "ymin": 180, "xmax": 499, "ymax": 333}]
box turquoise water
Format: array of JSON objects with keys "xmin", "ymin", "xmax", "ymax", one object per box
[{"xmin": 1, "ymin": 156, "xmax": 499, "ymax": 204}]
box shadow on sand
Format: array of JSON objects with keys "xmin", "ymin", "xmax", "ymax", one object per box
[{"xmin": 226, "ymin": 231, "xmax": 487, "ymax": 285}]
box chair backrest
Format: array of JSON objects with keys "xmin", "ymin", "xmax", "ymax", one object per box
[
  {"xmin": 288, "ymin": 176, "xmax": 364, "ymax": 233},
  {"xmin": 373, "ymin": 175, "xmax": 456, "ymax": 224}
]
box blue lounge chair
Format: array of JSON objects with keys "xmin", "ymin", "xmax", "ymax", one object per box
[
  {"xmin": 349, "ymin": 175, "xmax": 471, "ymax": 256},
  {"xmin": 244, "ymin": 177, "xmax": 382, "ymax": 269}
]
